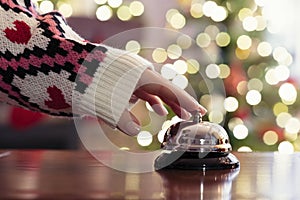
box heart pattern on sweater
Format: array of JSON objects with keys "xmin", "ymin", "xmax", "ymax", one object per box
[
  {"xmin": 45, "ymin": 86, "xmax": 71, "ymax": 110},
  {"xmin": 4, "ymin": 20, "xmax": 32, "ymax": 44}
]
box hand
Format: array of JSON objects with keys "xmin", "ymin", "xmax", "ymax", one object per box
[{"xmin": 117, "ymin": 69, "xmax": 207, "ymax": 136}]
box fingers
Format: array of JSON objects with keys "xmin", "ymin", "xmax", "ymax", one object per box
[
  {"xmin": 136, "ymin": 69, "xmax": 207, "ymax": 116},
  {"xmin": 117, "ymin": 109, "xmax": 141, "ymax": 136},
  {"xmin": 134, "ymin": 89, "xmax": 168, "ymax": 116}
]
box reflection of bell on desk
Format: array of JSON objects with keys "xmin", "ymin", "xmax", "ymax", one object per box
[{"xmin": 154, "ymin": 112, "xmax": 240, "ymax": 170}]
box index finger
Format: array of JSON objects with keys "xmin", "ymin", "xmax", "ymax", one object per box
[{"xmin": 135, "ymin": 69, "xmax": 207, "ymax": 115}]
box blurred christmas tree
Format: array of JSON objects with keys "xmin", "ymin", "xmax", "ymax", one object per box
[
  {"xmin": 170, "ymin": 0, "xmax": 300, "ymax": 152},
  {"xmin": 39, "ymin": 0, "xmax": 299, "ymax": 152}
]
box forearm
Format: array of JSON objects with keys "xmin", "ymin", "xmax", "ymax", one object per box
[{"xmin": 0, "ymin": 0, "xmax": 152, "ymax": 126}]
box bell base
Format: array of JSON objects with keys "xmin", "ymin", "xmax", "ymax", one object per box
[{"xmin": 154, "ymin": 151, "xmax": 239, "ymax": 171}]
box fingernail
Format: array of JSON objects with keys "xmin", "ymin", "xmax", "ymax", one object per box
[
  {"xmin": 181, "ymin": 110, "xmax": 192, "ymax": 120},
  {"xmin": 152, "ymin": 104, "xmax": 169, "ymax": 116},
  {"xmin": 125, "ymin": 121, "xmax": 141, "ymax": 136}
]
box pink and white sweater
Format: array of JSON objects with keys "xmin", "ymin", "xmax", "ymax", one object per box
[{"xmin": 0, "ymin": 0, "xmax": 152, "ymax": 127}]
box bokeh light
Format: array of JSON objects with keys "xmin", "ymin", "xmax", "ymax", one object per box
[
  {"xmin": 117, "ymin": 5, "xmax": 132, "ymax": 21},
  {"xmin": 278, "ymin": 141, "xmax": 294, "ymax": 154},
  {"xmin": 186, "ymin": 59, "xmax": 200, "ymax": 74},
  {"xmin": 190, "ymin": 3, "xmax": 203, "ymax": 18},
  {"xmin": 246, "ymin": 90, "xmax": 262, "ymax": 105},
  {"xmin": 248, "ymin": 78, "xmax": 263, "ymax": 91},
  {"xmin": 233, "ymin": 124, "xmax": 249, "ymax": 140},
  {"xmin": 129, "ymin": 1, "xmax": 144, "ymax": 16},
  {"xmin": 278, "ymin": 83, "xmax": 297, "ymax": 105},
  {"xmin": 177, "ymin": 35, "xmax": 192, "ymax": 49},
  {"xmin": 170, "ymin": 12, "xmax": 186, "ymax": 29},
  {"xmin": 173, "ymin": 60, "xmax": 188, "ymax": 75},
  {"xmin": 202, "ymin": 1, "xmax": 217, "ymax": 17},
  {"xmin": 263, "ymin": 130, "xmax": 278, "ymax": 145},
  {"xmin": 273, "ymin": 102, "xmax": 288, "ymax": 116},
  {"xmin": 237, "ymin": 146, "xmax": 253, "ymax": 152},
  {"xmin": 243, "ymin": 16, "xmax": 258, "ymax": 31},
  {"xmin": 238, "ymin": 8, "xmax": 252, "ymax": 21},
  {"xmin": 107, "ymin": 0, "xmax": 122, "ymax": 8},
  {"xmin": 137, "ymin": 131, "xmax": 153, "ymax": 147},
  {"xmin": 218, "ymin": 64, "xmax": 231, "ymax": 79},
  {"xmin": 285, "ymin": 118, "xmax": 300, "ymax": 134},
  {"xmin": 39, "ymin": 0, "xmax": 54, "ymax": 14},
  {"xmin": 276, "ymin": 112, "xmax": 292, "ymax": 128},
  {"xmin": 257, "ymin": 41, "xmax": 272, "ymax": 57},
  {"xmin": 216, "ymin": 32, "xmax": 231, "ymax": 47},
  {"xmin": 167, "ymin": 44, "xmax": 182, "ymax": 60},
  {"xmin": 58, "ymin": 3, "xmax": 73, "ymax": 18},
  {"xmin": 96, "ymin": 5, "xmax": 113, "ymax": 21},
  {"xmin": 196, "ymin": 33, "xmax": 211, "ymax": 48},
  {"xmin": 237, "ymin": 35, "xmax": 252, "ymax": 50},
  {"xmin": 224, "ymin": 96, "xmax": 239, "ymax": 112},
  {"xmin": 94, "ymin": 0, "xmax": 107, "ymax": 4},
  {"xmin": 228, "ymin": 117, "xmax": 244, "ymax": 131},
  {"xmin": 152, "ymin": 48, "xmax": 168, "ymax": 63},
  {"xmin": 208, "ymin": 111, "xmax": 224, "ymax": 124},
  {"xmin": 125, "ymin": 40, "xmax": 141, "ymax": 54},
  {"xmin": 206, "ymin": 64, "xmax": 220, "ymax": 79}
]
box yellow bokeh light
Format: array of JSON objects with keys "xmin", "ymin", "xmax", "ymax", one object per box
[
  {"xmin": 196, "ymin": 33, "xmax": 211, "ymax": 48},
  {"xmin": 125, "ymin": 40, "xmax": 141, "ymax": 54},
  {"xmin": 152, "ymin": 48, "xmax": 168, "ymax": 63},
  {"xmin": 208, "ymin": 111, "xmax": 224, "ymax": 124},
  {"xmin": 255, "ymin": 15, "xmax": 267, "ymax": 31},
  {"xmin": 224, "ymin": 96, "xmax": 239, "ymax": 112},
  {"xmin": 276, "ymin": 112, "xmax": 292, "ymax": 128},
  {"xmin": 273, "ymin": 102, "xmax": 288, "ymax": 116},
  {"xmin": 228, "ymin": 117, "xmax": 244, "ymax": 131},
  {"xmin": 167, "ymin": 44, "xmax": 182, "ymax": 60},
  {"xmin": 177, "ymin": 35, "xmax": 192, "ymax": 49},
  {"xmin": 129, "ymin": 1, "xmax": 144, "ymax": 16},
  {"xmin": 216, "ymin": 32, "xmax": 231, "ymax": 47},
  {"xmin": 166, "ymin": 9, "xmax": 178, "ymax": 23},
  {"xmin": 96, "ymin": 5, "xmax": 113, "ymax": 21},
  {"xmin": 219, "ymin": 64, "xmax": 230, "ymax": 79},
  {"xmin": 117, "ymin": 5, "xmax": 132, "ymax": 21},
  {"xmin": 58, "ymin": 3, "xmax": 73, "ymax": 18},
  {"xmin": 237, "ymin": 81, "xmax": 248, "ymax": 95},
  {"xmin": 235, "ymin": 48, "xmax": 250, "ymax": 60},
  {"xmin": 190, "ymin": 3, "xmax": 203, "ymax": 18},
  {"xmin": 237, "ymin": 35, "xmax": 252, "ymax": 50},
  {"xmin": 263, "ymin": 131, "xmax": 278, "ymax": 146},
  {"xmin": 238, "ymin": 8, "xmax": 253, "ymax": 21},
  {"xmin": 257, "ymin": 41, "xmax": 272, "ymax": 57},
  {"xmin": 170, "ymin": 12, "xmax": 186, "ymax": 29},
  {"xmin": 186, "ymin": 59, "xmax": 200, "ymax": 74}
]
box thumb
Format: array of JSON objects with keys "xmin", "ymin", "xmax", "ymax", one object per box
[{"xmin": 117, "ymin": 109, "xmax": 141, "ymax": 136}]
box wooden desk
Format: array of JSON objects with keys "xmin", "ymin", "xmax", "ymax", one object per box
[{"xmin": 0, "ymin": 150, "xmax": 299, "ymax": 199}]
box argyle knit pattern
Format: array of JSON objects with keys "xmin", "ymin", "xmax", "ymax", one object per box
[{"xmin": 0, "ymin": 0, "xmax": 152, "ymax": 127}]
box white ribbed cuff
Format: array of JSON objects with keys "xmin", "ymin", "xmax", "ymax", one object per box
[{"xmin": 78, "ymin": 46, "xmax": 153, "ymax": 127}]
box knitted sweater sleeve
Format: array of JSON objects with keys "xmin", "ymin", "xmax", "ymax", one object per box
[{"xmin": 0, "ymin": 0, "xmax": 152, "ymax": 127}]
